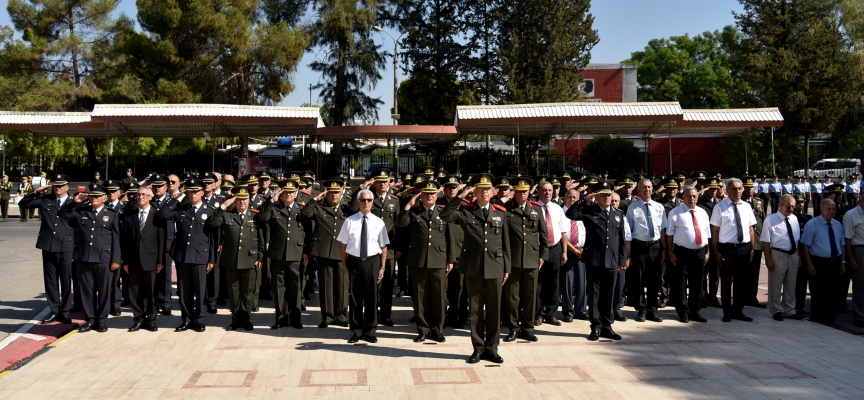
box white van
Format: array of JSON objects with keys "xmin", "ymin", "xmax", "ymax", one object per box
[{"xmin": 792, "ymin": 158, "xmax": 861, "ymax": 178}]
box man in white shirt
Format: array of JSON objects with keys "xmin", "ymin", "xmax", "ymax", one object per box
[
  {"xmin": 338, "ymin": 189, "xmax": 389, "ymax": 344},
  {"xmin": 535, "ymin": 182, "xmax": 570, "ymax": 326},
  {"xmin": 843, "ymin": 194, "xmax": 864, "ymax": 328},
  {"xmin": 710, "ymin": 178, "xmax": 758, "ymax": 322},
  {"xmin": 625, "ymin": 179, "xmax": 669, "ymax": 323},
  {"xmin": 667, "ymin": 187, "xmax": 711, "ymax": 323},
  {"xmin": 760, "ymin": 194, "xmax": 804, "ymax": 321},
  {"xmin": 560, "ymin": 189, "xmax": 587, "ymax": 322}
]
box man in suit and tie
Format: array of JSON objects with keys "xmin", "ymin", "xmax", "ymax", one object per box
[
  {"xmin": 121, "ymin": 186, "xmax": 165, "ymax": 332},
  {"xmin": 440, "ymin": 173, "xmax": 510, "ymax": 364},
  {"xmin": 565, "ymin": 181, "xmax": 628, "ymax": 341},
  {"xmin": 155, "ymin": 178, "xmax": 218, "ymax": 332},
  {"xmin": 149, "ymin": 174, "xmax": 176, "ymax": 316},
  {"xmin": 18, "ymin": 174, "xmax": 76, "ymax": 324},
  {"xmin": 58, "ymin": 184, "xmax": 122, "ymax": 333}
]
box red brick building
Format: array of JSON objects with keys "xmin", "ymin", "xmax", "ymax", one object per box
[{"xmin": 580, "ymin": 63, "xmax": 638, "ymax": 103}]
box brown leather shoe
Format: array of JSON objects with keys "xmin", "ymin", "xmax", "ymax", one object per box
[
  {"xmin": 545, "ymin": 316, "xmax": 562, "ymax": 326},
  {"xmin": 533, "ymin": 318, "xmax": 543, "ymax": 326}
]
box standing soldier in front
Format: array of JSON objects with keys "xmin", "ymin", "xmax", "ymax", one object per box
[
  {"xmin": 398, "ymin": 180, "xmax": 450, "ymax": 343},
  {"xmin": 156, "ymin": 179, "xmax": 218, "ymax": 332},
  {"xmin": 565, "ymin": 181, "xmax": 628, "ymax": 340},
  {"xmin": 502, "ymin": 178, "xmax": 548, "ymax": 342},
  {"xmin": 18, "ymin": 174, "xmax": 75, "ymax": 324},
  {"xmin": 440, "ymin": 174, "xmax": 510, "ymax": 364},
  {"xmin": 59, "ymin": 184, "xmax": 121, "ymax": 332},
  {"xmin": 210, "ymin": 187, "xmax": 265, "ymax": 331}
]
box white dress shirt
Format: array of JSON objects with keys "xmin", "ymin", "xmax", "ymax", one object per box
[
  {"xmin": 667, "ymin": 204, "xmax": 712, "ymax": 249},
  {"xmin": 843, "ymin": 205, "xmax": 864, "ymax": 246},
  {"xmin": 625, "ymin": 199, "xmax": 668, "ymax": 242},
  {"xmin": 760, "ymin": 212, "xmax": 800, "ymax": 251},
  {"xmin": 337, "ymin": 211, "xmax": 390, "ymax": 258},
  {"xmin": 562, "ymin": 205, "xmax": 586, "ymax": 247},
  {"xmin": 538, "ymin": 200, "xmax": 568, "ymax": 244},
  {"xmin": 710, "ymin": 198, "xmax": 757, "ymax": 243}
]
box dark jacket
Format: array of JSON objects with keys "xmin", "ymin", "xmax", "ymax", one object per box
[
  {"xmin": 564, "ymin": 200, "xmax": 627, "ymax": 269},
  {"xmin": 209, "ymin": 207, "xmax": 265, "ymax": 269},
  {"xmin": 18, "ymin": 193, "xmax": 75, "ymax": 253},
  {"xmin": 437, "ymin": 196, "xmax": 464, "ymax": 263},
  {"xmin": 259, "ymin": 200, "xmax": 308, "ymax": 262},
  {"xmin": 439, "ymin": 197, "xmax": 511, "ymax": 279},
  {"xmin": 120, "ymin": 204, "xmax": 166, "ymax": 271},
  {"xmin": 302, "ymin": 199, "xmax": 350, "ymax": 260},
  {"xmin": 504, "ymin": 199, "xmax": 550, "ymax": 269},
  {"xmin": 396, "ymin": 204, "xmax": 450, "ymax": 269},
  {"xmin": 58, "ymin": 202, "xmax": 122, "ymax": 265},
  {"xmin": 155, "ymin": 199, "xmax": 218, "ymax": 265}
]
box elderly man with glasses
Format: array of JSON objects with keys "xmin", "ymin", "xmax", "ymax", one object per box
[{"xmin": 760, "ymin": 194, "xmax": 805, "ymax": 321}]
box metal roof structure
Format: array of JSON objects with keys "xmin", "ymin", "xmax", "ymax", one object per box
[
  {"xmin": 0, "ymin": 104, "xmax": 324, "ymax": 138},
  {"xmin": 316, "ymin": 125, "xmax": 457, "ymax": 142}
]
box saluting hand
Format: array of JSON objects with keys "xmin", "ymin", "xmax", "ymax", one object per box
[
  {"xmin": 458, "ymin": 186, "xmax": 474, "ymax": 199},
  {"xmin": 73, "ymin": 193, "xmax": 88, "ymax": 203},
  {"xmin": 222, "ymin": 197, "xmax": 235, "ymax": 209},
  {"xmin": 35, "ymin": 185, "xmax": 50, "ymax": 193},
  {"xmin": 405, "ymin": 192, "xmax": 421, "ymax": 210},
  {"xmin": 314, "ymin": 191, "xmax": 326, "ymax": 201}
]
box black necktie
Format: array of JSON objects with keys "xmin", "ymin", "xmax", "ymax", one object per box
[
  {"xmin": 108, "ymin": 203, "xmax": 115, "ymax": 210},
  {"xmin": 428, "ymin": 209, "xmax": 433, "ymax": 220},
  {"xmin": 482, "ymin": 207, "xmax": 488, "ymax": 220},
  {"xmin": 733, "ymin": 203, "xmax": 744, "ymax": 243},
  {"xmin": 828, "ymin": 221, "xmax": 839, "ymax": 259},
  {"xmin": 645, "ymin": 203, "xmax": 655, "ymax": 240},
  {"xmin": 57, "ymin": 198, "xmax": 62, "ymax": 207},
  {"xmin": 360, "ymin": 215, "xmax": 368, "ymax": 260},
  {"xmin": 784, "ymin": 217, "xmax": 796, "ymax": 252}
]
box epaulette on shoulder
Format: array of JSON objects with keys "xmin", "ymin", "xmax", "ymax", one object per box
[
  {"xmin": 106, "ymin": 207, "xmax": 117, "ymax": 212},
  {"xmin": 529, "ymin": 200, "xmax": 542, "ymax": 207},
  {"xmin": 634, "ymin": 195, "xmax": 642, "ymax": 201},
  {"xmin": 492, "ymin": 204, "xmax": 506, "ymax": 212},
  {"xmin": 297, "ymin": 202, "xmax": 306, "ymax": 207},
  {"xmin": 462, "ymin": 201, "xmax": 478, "ymax": 210},
  {"xmin": 438, "ymin": 204, "xmax": 445, "ymax": 209},
  {"xmin": 389, "ymin": 193, "xmax": 399, "ymax": 199},
  {"xmin": 251, "ymin": 209, "xmax": 259, "ymax": 214}
]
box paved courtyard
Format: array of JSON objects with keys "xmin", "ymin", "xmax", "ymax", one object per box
[{"xmin": 1, "ymin": 205, "xmax": 863, "ymax": 399}]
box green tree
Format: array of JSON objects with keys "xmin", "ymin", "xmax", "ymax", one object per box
[
  {"xmin": 727, "ymin": 0, "xmax": 864, "ymax": 176},
  {"xmin": 463, "ymin": 0, "xmax": 503, "ymax": 105},
  {"xmin": 580, "ymin": 135, "xmax": 642, "ymax": 178}
]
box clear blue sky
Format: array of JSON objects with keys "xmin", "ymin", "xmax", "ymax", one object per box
[{"xmin": 0, "ymin": 0, "xmax": 744, "ymax": 121}]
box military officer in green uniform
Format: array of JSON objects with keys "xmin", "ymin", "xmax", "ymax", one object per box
[
  {"xmin": 440, "ymin": 173, "xmax": 510, "ymax": 364},
  {"xmin": 697, "ymin": 177, "xmax": 722, "ymax": 308},
  {"xmin": 491, "ymin": 177, "xmax": 512, "ymax": 207},
  {"xmin": 303, "ymin": 180, "xmax": 351, "ymax": 328},
  {"xmin": 439, "ymin": 175, "xmax": 468, "ymax": 328},
  {"xmin": 209, "ymin": 186, "xmax": 265, "ymax": 331},
  {"xmin": 259, "ymin": 180, "xmax": 308, "ymax": 329},
  {"xmin": 615, "ymin": 176, "xmax": 636, "ymax": 215},
  {"xmin": 657, "ymin": 177, "xmax": 682, "ymax": 306},
  {"xmin": 502, "ymin": 178, "xmax": 549, "ymax": 342},
  {"xmin": 742, "ymin": 177, "xmax": 768, "ymax": 308},
  {"xmin": 398, "ymin": 180, "xmax": 451, "ymax": 342}
]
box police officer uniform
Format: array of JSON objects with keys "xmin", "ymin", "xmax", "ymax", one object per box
[
  {"xmin": 502, "ymin": 178, "xmax": 549, "ymax": 342},
  {"xmin": 103, "ymin": 180, "xmax": 128, "ymax": 316},
  {"xmin": 259, "ymin": 181, "xmax": 308, "ymax": 329},
  {"xmin": 199, "ymin": 172, "xmax": 224, "ymax": 314},
  {"xmin": 155, "ymin": 179, "xmax": 218, "ymax": 332},
  {"xmin": 439, "ymin": 173, "xmax": 510, "ymax": 364},
  {"xmin": 58, "ymin": 184, "xmax": 121, "ymax": 332},
  {"xmin": 148, "ymin": 174, "xmax": 176, "ymax": 315},
  {"xmin": 210, "ymin": 186, "xmax": 265, "ymax": 331}
]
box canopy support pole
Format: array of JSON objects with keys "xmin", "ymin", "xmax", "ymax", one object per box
[{"xmin": 668, "ymin": 133, "xmax": 672, "ymax": 174}]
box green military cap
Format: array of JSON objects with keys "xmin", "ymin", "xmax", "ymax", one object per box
[
  {"xmin": 494, "ymin": 176, "xmax": 511, "ymax": 188},
  {"xmin": 51, "ymin": 174, "xmax": 71, "ymax": 186},
  {"xmin": 418, "ymin": 165, "xmax": 436, "ymax": 177},
  {"xmin": 742, "ymin": 177, "xmax": 756, "ymax": 188},
  {"xmin": 672, "ymin": 171, "xmax": 687, "ymax": 180},
  {"xmin": 633, "ymin": 173, "xmax": 647, "ymax": 181},
  {"xmin": 372, "ymin": 168, "xmax": 392, "ymax": 182},
  {"xmin": 550, "ymin": 177, "xmax": 562, "ymax": 186},
  {"xmin": 124, "ymin": 182, "xmax": 140, "ymax": 193},
  {"xmin": 279, "ymin": 180, "xmax": 298, "ymax": 192},
  {"xmin": 88, "ymin": 184, "xmax": 108, "ymax": 196},
  {"xmin": 402, "ymin": 172, "xmax": 414, "ymax": 182},
  {"xmin": 560, "ymin": 172, "xmax": 572, "ymax": 181},
  {"xmin": 535, "ymin": 175, "xmax": 548, "ymax": 184},
  {"xmin": 198, "ymin": 172, "xmax": 216, "ymax": 183},
  {"xmin": 513, "ymin": 178, "xmax": 533, "ymax": 191},
  {"xmin": 240, "ymin": 174, "xmax": 258, "ymax": 185},
  {"xmin": 471, "ymin": 173, "xmax": 495, "ymax": 188},
  {"xmin": 700, "ymin": 178, "xmax": 720, "ymax": 189},
  {"xmin": 285, "ymin": 171, "xmax": 302, "ymax": 181},
  {"xmin": 573, "ymin": 173, "xmax": 588, "ymax": 182},
  {"xmin": 616, "ymin": 176, "xmax": 635, "ymax": 186},
  {"xmin": 412, "ymin": 175, "xmax": 428, "ymax": 186},
  {"xmin": 150, "ymin": 174, "xmax": 168, "ymax": 186},
  {"xmin": 420, "ymin": 180, "xmax": 440, "ymax": 193},
  {"xmin": 461, "ymin": 174, "xmax": 474, "ymax": 184},
  {"xmin": 659, "ymin": 177, "xmax": 679, "ymax": 188},
  {"xmin": 298, "ymin": 178, "xmax": 310, "ymax": 188},
  {"xmin": 583, "ymin": 176, "xmax": 600, "ymax": 185},
  {"xmin": 269, "ymin": 181, "xmax": 279, "ymax": 189},
  {"xmin": 826, "ymin": 183, "xmax": 844, "ymax": 194},
  {"xmin": 592, "ymin": 181, "xmax": 614, "ymax": 195},
  {"xmin": 690, "ymin": 171, "xmax": 707, "ymax": 180},
  {"xmin": 435, "ymin": 169, "xmax": 448, "ymax": 179},
  {"xmin": 441, "ymin": 175, "xmax": 460, "ymax": 187},
  {"xmin": 302, "ymin": 171, "xmax": 314, "ymax": 179},
  {"xmin": 795, "ymin": 194, "xmax": 805, "ymax": 203},
  {"xmin": 104, "ymin": 180, "xmax": 122, "ymax": 191},
  {"xmin": 185, "ymin": 178, "xmax": 205, "ymax": 191},
  {"xmin": 232, "ymin": 186, "xmax": 251, "ymax": 199},
  {"xmin": 220, "ymin": 180, "xmax": 235, "ymax": 190},
  {"xmin": 323, "ymin": 179, "xmax": 343, "ymax": 192},
  {"xmin": 258, "ymin": 171, "xmax": 272, "ymax": 181}
]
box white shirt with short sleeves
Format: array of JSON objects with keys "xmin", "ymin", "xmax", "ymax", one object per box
[
  {"xmin": 710, "ymin": 198, "xmax": 758, "ymax": 243},
  {"xmin": 337, "ymin": 211, "xmax": 390, "ymax": 258}
]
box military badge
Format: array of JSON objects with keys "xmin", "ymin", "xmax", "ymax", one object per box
[
  {"xmin": 201, "ymin": 214, "xmax": 208, "ymax": 220},
  {"xmin": 102, "ymin": 216, "xmax": 110, "ymax": 222},
  {"xmin": 615, "ymin": 215, "xmax": 621, "ymax": 222}
]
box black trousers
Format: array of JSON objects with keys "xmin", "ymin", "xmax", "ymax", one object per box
[
  {"xmin": 504, "ymin": 267, "xmax": 538, "ymax": 332},
  {"xmin": 810, "ymin": 256, "xmax": 843, "ymax": 324},
  {"xmin": 176, "ymin": 263, "xmax": 206, "ymax": 323},
  {"xmin": 348, "ymin": 255, "xmax": 380, "ymax": 336},
  {"xmin": 812, "ymin": 193, "xmax": 822, "ymax": 217},
  {"xmin": 205, "ymin": 263, "xmax": 220, "ymax": 309},
  {"xmin": 848, "ymin": 193, "xmax": 859, "ymax": 208},
  {"xmin": 586, "ymin": 264, "xmax": 617, "ymax": 328},
  {"xmin": 77, "ymin": 261, "xmax": 111, "ymax": 323},
  {"xmin": 465, "ymin": 274, "xmax": 502, "ymax": 354},
  {"xmin": 318, "ymin": 257, "xmax": 349, "ymax": 324},
  {"xmin": 744, "ymin": 250, "xmax": 763, "ymax": 304},
  {"xmin": 128, "ymin": 267, "xmax": 157, "ymax": 322},
  {"xmin": 411, "ymin": 267, "xmax": 446, "ymax": 335},
  {"xmin": 0, "ymin": 199, "xmax": 8, "ymax": 218},
  {"xmin": 626, "ymin": 240, "xmax": 663, "ymax": 313},
  {"xmin": 536, "ymin": 244, "xmax": 562, "ymax": 318},
  {"xmin": 271, "ymin": 260, "xmax": 302, "ymax": 325},
  {"xmin": 217, "ymin": 262, "xmax": 229, "ymax": 304},
  {"xmin": 671, "ymin": 245, "xmax": 707, "ymax": 315},
  {"xmin": 702, "ymin": 252, "xmax": 720, "ymax": 304},
  {"xmin": 795, "ymin": 257, "xmax": 811, "ymax": 311},
  {"xmin": 71, "ymin": 261, "xmax": 83, "ymax": 311},
  {"xmin": 156, "ymin": 254, "xmax": 173, "ymax": 311},
  {"xmin": 718, "ymin": 243, "xmax": 750, "ymax": 314},
  {"xmin": 446, "ymin": 270, "xmax": 469, "ymax": 324},
  {"xmin": 304, "ymin": 257, "xmax": 318, "ymax": 298},
  {"xmin": 613, "ymin": 269, "xmax": 625, "ymax": 318},
  {"xmin": 376, "ymin": 256, "xmax": 395, "ymax": 320},
  {"xmin": 397, "ymin": 252, "xmax": 411, "ymax": 292},
  {"xmin": 110, "ymin": 266, "xmax": 124, "ymax": 311},
  {"xmin": 226, "ymin": 268, "xmax": 255, "ymax": 326},
  {"xmin": 41, "ymin": 250, "xmax": 73, "ymax": 316},
  {"xmin": 770, "ymin": 193, "xmax": 780, "ymax": 214}
]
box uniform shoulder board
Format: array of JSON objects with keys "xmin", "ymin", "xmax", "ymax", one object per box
[
  {"xmin": 634, "ymin": 195, "xmax": 642, "ymax": 201},
  {"xmin": 492, "ymin": 204, "xmax": 506, "ymax": 212},
  {"xmin": 251, "ymin": 208, "xmax": 259, "ymax": 214},
  {"xmin": 438, "ymin": 204, "xmax": 445, "ymax": 209},
  {"xmin": 206, "ymin": 204, "xmax": 216, "ymax": 209},
  {"xmin": 297, "ymin": 202, "xmax": 305, "ymax": 207},
  {"xmin": 529, "ymin": 200, "xmax": 542, "ymax": 207},
  {"xmin": 462, "ymin": 201, "xmax": 478, "ymax": 210},
  {"xmin": 389, "ymin": 193, "xmax": 399, "ymax": 199},
  {"xmin": 106, "ymin": 207, "xmax": 117, "ymax": 212}
]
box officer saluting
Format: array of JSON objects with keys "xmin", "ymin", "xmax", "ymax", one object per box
[
  {"xmin": 440, "ymin": 173, "xmax": 510, "ymax": 364},
  {"xmin": 59, "ymin": 184, "xmax": 122, "ymax": 333},
  {"xmin": 210, "ymin": 187, "xmax": 265, "ymax": 331},
  {"xmin": 564, "ymin": 181, "xmax": 628, "ymax": 341}
]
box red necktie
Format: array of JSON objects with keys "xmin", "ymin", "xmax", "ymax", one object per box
[
  {"xmin": 691, "ymin": 209, "xmax": 703, "ymax": 246},
  {"xmin": 570, "ymin": 219, "xmax": 579, "ymax": 246},
  {"xmin": 545, "ymin": 205, "xmax": 555, "ymax": 246}
]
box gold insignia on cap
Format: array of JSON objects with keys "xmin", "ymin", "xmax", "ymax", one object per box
[
  {"xmin": 330, "ymin": 182, "xmax": 339, "ymax": 188},
  {"xmin": 480, "ymin": 177, "xmax": 487, "ymax": 183},
  {"xmin": 427, "ymin": 183, "xmax": 434, "ymax": 189}
]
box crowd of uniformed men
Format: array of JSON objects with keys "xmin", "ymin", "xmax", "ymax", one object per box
[{"xmin": 11, "ymin": 166, "xmax": 864, "ymax": 364}]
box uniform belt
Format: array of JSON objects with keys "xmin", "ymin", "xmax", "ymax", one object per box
[
  {"xmin": 810, "ymin": 255, "xmax": 842, "ymax": 263},
  {"xmin": 771, "ymin": 247, "xmax": 796, "ymax": 255},
  {"xmin": 634, "ymin": 239, "xmax": 660, "ymax": 245},
  {"xmin": 673, "ymin": 244, "xmax": 706, "ymax": 252},
  {"xmin": 719, "ymin": 242, "xmax": 750, "ymax": 248}
]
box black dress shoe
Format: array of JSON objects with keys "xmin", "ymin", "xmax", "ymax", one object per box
[
  {"xmin": 128, "ymin": 321, "xmax": 143, "ymax": 332},
  {"xmin": 787, "ymin": 314, "xmax": 805, "ymax": 321},
  {"xmin": 635, "ymin": 311, "xmax": 646, "ymax": 322},
  {"xmin": 588, "ymin": 329, "xmax": 600, "ymax": 341},
  {"xmin": 318, "ymin": 321, "xmax": 329, "ymax": 328},
  {"xmin": 482, "ymin": 352, "xmax": 504, "ymax": 363},
  {"xmin": 144, "ymin": 321, "xmax": 158, "ymax": 332},
  {"xmin": 614, "ymin": 315, "xmax": 628, "ymax": 322},
  {"xmin": 175, "ymin": 322, "xmax": 190, "ymax": 332},
  {"xmin": 678, "ymin": 314, "xmax": 690, "ymax": 323},
  {"xmin": 731, "ymin": 312, "xmax": 753, "ymax": 322},
  {"xmin": 56, "ymin": 314, "xmax": 72, "ymax": 324},
  {"xmin": 207, "ymin": 306, "xmax": 218, "ymax": 314},
  {"xmin": 348, "ymin": 334, "xmax": 360, "ymax": 343},
  {"xmin": 78, "ymin": 321, "xmax": 94, "ymax": 333},
  {"xmin": 430, "ymin": 332, "xmax": 446, "ymax": 343},
  {"xmin": 562, "ymin": 316, "xmax": 574, "ymax": 323},
  {"xmin": 193, "ymin": 322, "xmax": 206, "ymax": 332},
  {"xmin": 41, "ymin": 313, "xmax": 57, "ymax": 324},
  {"xmin": 226, "ymin": 324, "xmax": 239, "ymax": 331},
  {"xmin": 361, "ymin": 334, "xmax": 378, "ymax": 343},
  {"xmin": 110, "ymin": 309, "xmax": 121, "ymax": 317},
  {"xmin": 689, "ymin": 312, "xmax": 708, "ymax": 323},
  {"xmin": 253, "ymin": 306, "xmax": 260, "ymax": 312},
  {"xmin": 519, "ymin": 330, "xmax": 539, "ymax": 342},
  {"xmin": 503, "ymin": 331, "xmax": 518, "ymax": 342},
  {"xmin": 380, "ymin": 319, "xmax": 394, "ymax": 327},
  {"xmin": 722, "ymin": 313, "xmax": 732, "ymax": 322},
  {"xmin": 773, "ymin": 312, "xmax": 784, "ymax": 321},
  {"xmin": 413, "ymin": 334, "xmax": 427, "ymax": 343},
  {"xmin": 600, "ymin": 327, "xmax": 622, "ymax": 340},
  {"xmin": 467, "ymin": 351, "xmax": 482, "ymax": 364},
  {"xmin": 161, "ymin": 309, "xmax": 172, "ymax": 316},
  {"xmin": 646, "ymin": 313, "xmax": 663, "ymax": 323},
  {"xmin": 96, "ymin": 323, "xmax": 108, "ymax": 333},
  {"xmin": 301, "ymin": 305, "xmax": 306, "ymax": 311},
  {"xmin": 244, "ymin": 322, "xmax": 254, "ymax": 331},
  {"xmin": 395, "ymin": 290, "xmax": 405, "ymax": 298}
]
